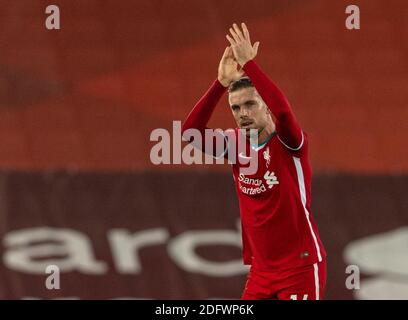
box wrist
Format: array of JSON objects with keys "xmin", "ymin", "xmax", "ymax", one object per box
[
  {"xmin": 217, "ymin": 77, "xmax": 231, "ymax": 88},
  {"xmin": 242, "ymin": 59, "xmax": 255, "ymax": 71},
  {"xmin": 239, "ymin": 58, "xmax": 252, "ymax": 68}
]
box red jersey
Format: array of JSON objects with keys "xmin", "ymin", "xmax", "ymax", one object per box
[
  {"xmin": 182, "ymin": 60, "xmax": 326, "ymax": 271},
  {"xmin": 232, "ymin": 128, "xmax": 326, "ymax": 270}
]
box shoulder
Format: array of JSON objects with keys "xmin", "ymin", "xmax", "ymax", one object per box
[{"xmin": 277, "ymin": 131, "xmax": 309, "ymax": 157}]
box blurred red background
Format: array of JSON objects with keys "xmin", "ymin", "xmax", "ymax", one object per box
[{"xmin": 0, "ymin": 0, "xmax": 407, "ymax": 300}]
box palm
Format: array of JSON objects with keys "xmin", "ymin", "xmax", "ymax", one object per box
[
  {"xmin": 221, "ymin": 57, "xmax": 241, "ymax": 80},
  {"xmin": 218, "ymin": 46, "xmax": 244, "ymax": 87}
]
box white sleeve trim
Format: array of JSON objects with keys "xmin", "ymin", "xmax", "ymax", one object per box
[{"xmin": 277, "ymin": 131, "xmax": 304, "ymax": 151}]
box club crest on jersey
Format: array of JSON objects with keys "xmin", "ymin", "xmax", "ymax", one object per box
[
  {"xmin": 263, "ymin": 147, "xmax": 271, "ymax": 167},
  {"xmin": 264, "ymin": 171, "xmax": 279, "ymax": 189}
]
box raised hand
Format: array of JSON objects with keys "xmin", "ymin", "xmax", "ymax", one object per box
[
  {"xmin": 217, "ymin": 46, "xmax": 245, "ymax": 87},
  {"xmin": 226, "ymin": 23, "xmax": 260, "ymax": 67}
]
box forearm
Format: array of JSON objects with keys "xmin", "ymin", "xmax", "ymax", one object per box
[
  {"xmin": 182, "ymin": 79, "xmax": 229, "ymax": 158},
  {"xmin": 242, "ymin": 60, "xmax": 303, "ymax": 149},
  {"xmin": 182, "ymin": 79, "xmax": 227, "ymax": 134}
]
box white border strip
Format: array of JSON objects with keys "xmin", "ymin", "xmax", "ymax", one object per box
[
  {"xmin": 293, "ymin": 156, "xmax": 322, "ymax": 262},
  {"xmin": 251, "ymin": 141, "xmax": 268, "ymax": 152},
  {"xmin": 278, "ymin": 131, "xmax": 304, "ymax": 151},
  {"xmin": 313, "ymin": 263, "xmax": 320, "ymax": 300}
]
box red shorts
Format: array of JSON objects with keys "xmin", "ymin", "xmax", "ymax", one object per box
[{"xmin": 241, "ymin": 259, "xmax": 327, "ymax": 300}]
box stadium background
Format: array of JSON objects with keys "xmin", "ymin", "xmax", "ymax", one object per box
[{"xmin": 0, "ymin": 0, "xmax": 407, "ymax": 299}]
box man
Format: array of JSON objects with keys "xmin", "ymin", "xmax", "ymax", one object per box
[{"xmin": 182, "ymin": 23, "xmax": 327, "ymax": 300}]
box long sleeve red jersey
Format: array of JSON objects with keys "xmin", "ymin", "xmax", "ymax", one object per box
[{"xmin": 182, "ymin": 60, "xmax": 326, "ymax": 271}]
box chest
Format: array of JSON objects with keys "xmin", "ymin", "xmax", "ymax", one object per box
[{"xmin": 232, "ymin": 139, "xmax": 292, "ymax": 197}]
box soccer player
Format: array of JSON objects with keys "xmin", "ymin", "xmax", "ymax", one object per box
[{"xmin": 182, "ymin": 23, "xmax": 327, "ymax": 300}]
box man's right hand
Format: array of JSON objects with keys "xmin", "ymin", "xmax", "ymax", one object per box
[{"xmin": 217, "ymin": 46, "xmax": 245, "ymax": 87}]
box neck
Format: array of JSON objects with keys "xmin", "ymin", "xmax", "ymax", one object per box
[{"xmin": 258, "ymin": 123, "xmax": 274, "ymax": 145}]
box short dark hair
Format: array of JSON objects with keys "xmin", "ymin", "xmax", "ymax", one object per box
[{"xmin": 228, "ymin": 77, "xmax": 254, "ymax": 93}]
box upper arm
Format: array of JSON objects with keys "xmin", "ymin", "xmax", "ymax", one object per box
[
  {"xmin": 277, "ymin": 130, "xmax": 304, "ymax": 151},
  {"xmin": 275, "ymin": 111, "xmax": 304, "ymax": 151},
  {"xmin": 278, "ymin": 130, "xmax": 309, "ymax": 157}
]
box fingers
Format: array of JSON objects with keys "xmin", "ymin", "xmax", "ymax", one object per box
[
  {"xmin": 233, "ymin": 23, "xmax": 245, "ymax": 41},
  {"xmin": 226, "ymin": 34, "xmax": 236, "ymax": 46},
  {"xmin": 253, "ymin": 41, "xmax": 260, "ymax": 56},
  {"xmin": 241, "ymin": 23, "xmax": 251, "ymax": 43},
  {"xmin": 220, "ymin": 46, "xmax": 235, "ymax": 66},
  {"xmin": 229, "ymin": 27, "xmax": 241, "ymax": 43},
  {"xmin": 221, "ymin": 46, "xmax": 230, "ymax": 59},
  {"xmin": 226, "ymin": 46, "xmax": 235, "ymax": 58},
  {"xmin": 229, "ymin": 23, "xmax": 245, "ymax": 43}
]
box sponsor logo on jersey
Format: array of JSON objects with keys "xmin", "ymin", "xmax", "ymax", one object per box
[{"xmin": 237, "ymin": 171, "xmax": 279, "ymax": 195}]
